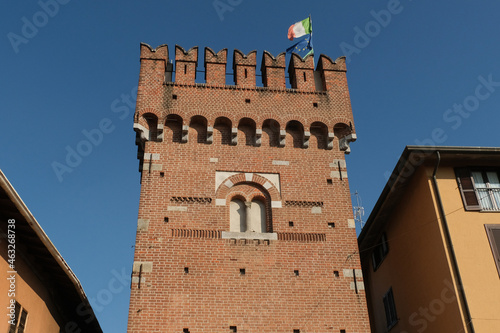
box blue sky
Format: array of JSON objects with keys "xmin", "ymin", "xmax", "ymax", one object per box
[{"xmin": 2, "ymin": 1, "xmax": 500, "ymax": 331}]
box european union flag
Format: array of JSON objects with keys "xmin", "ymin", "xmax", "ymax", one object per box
[{"xmin": 286, "ymin": 35, "xmax": 313, "ymax": 58}]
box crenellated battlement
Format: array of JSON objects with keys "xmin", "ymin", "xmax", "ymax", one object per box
[
  {"xmin": 204, "ymin": 47, "xmax": 227, "ymax": 85},
  {"xmin": 261, "ymin": 51, "xmax": 286, "ymax": 89},
  {"xmin": 140, "ymin": 43, "xmax": 169, "ymax": 63},
  {"xmin": 288, "ymin": 53, "xmax": 315, "ymax": 90},
  {"xmin": 134, "ymin": 42, "xmax": 357, "ymax": 171},
  {"xmin": 175, "ymin": 45, "xmax": 198, "ymax": 84},
  {"xmin": 139, "ymin": 43, "xmax": 347, "ymax": 91},
  {"xmin": 233, "ymin": 49, "xmax": 257, "ymax": 87}
]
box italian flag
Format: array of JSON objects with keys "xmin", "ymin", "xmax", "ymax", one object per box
[{"xmin": 288, "ymin": 17, "xmax": 312, "ymax": 41}]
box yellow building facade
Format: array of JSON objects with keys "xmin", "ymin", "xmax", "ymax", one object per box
[{"xmin": 359, "ymin": 146, "xmax": 500, "ymax": 333}]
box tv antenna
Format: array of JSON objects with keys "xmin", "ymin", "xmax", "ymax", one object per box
[{"xmin": 353, "ymin": 191, "xmax": 365, "ymax": 229}]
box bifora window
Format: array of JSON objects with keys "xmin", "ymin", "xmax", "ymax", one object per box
[
  {"xmin": 485, "ymin": 224, "xmax": 500, "ymax": 277},
  {"xmin": 456, "ymin": 168, "xmax": 500, "ymax": 211},
  {"xmin": 229, "ymin": 198, "xmax": 267, "ymax": 233}
]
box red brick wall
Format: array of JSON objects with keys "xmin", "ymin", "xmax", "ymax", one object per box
[{"xmin": 127, "ymin": 43, "xmax": 370, "ymax": 333}]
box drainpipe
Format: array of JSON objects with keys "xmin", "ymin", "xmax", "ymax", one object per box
[{"xmin": 431, "ymin": 151, "xmax": 474, "ymax": 333}]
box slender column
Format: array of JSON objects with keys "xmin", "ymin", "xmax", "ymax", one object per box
[{"xmin": 245, "ymin": 201, "xmax": 252, "ymax": 232}]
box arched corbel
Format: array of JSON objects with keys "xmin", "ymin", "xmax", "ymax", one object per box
[{"xmin": 339, "ymin": 134, "xmax": 357, "ymax": 154}]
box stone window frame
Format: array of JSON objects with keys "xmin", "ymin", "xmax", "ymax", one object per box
[
  {"xmin": 222, "ymin": 185, "xmax": 277, "ymax": 241},
  {"xmin": 228, "ymin": 192, "xmax": 269, "ymax": 234}
]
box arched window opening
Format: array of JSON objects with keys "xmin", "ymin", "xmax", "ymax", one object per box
[
  {"xmin": 286, "ymin": 120, "xmax": 304, "ymax": 148},
  {"xmin": 230, "ymin": 199, "xmax": 246, "ymax": 232},
  {"xmin": 225, "ymin": 181, "xmax": 274, "ymax": 235},
  {"xmin": 214, "ymin": 117, "xmax": 232, "ymax": 145},
  {"xmin": 190, "ymin": 115, "xmax": 208, "ymax": 144},
  {"xmin": 238, "ymin": 118, "xmax": 256, "ymax": 146},
  {"xmin": 334, "ymin": 123, "xmax": 351, "ymax": 139},
  {"xmin": 143, "ymin": 114, "xmax": 158, "ymax": 141},
  {"xmin": 165, "ymin": 114, "xmax": 183, "ymax": 143},
  {"xmin": 310, "ymin": 122, "xmax": 328, "ymax": 149},
  {"xmin": 249, "ymin": 199, "xmax": 266, "ymax": 233},
  {"xmin": 262, "ymin": 119, "xmax": 280, "ymax": 147}
]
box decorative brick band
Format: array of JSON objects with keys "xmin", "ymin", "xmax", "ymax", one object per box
[
  {"xmin": 164, "ymin": 82, "xmax": 328, "ymax": 95},
  {"xmin": 170, "ymin": 197, "xmax": 212, "ymax": 204},
  {"xmin": 277, "ymin": 233, "xmax": 326, "ymax": 242},
  {"xmin": 221, "ymin": 231, "xmax": 277, "ymax": 240},
  {"xmin": 284, "ymin": 200, "xmax": 324, "ymax": 208},
  {"xmin": 171, "ymin": 229, "xmax": 221, "ymax": 239}
]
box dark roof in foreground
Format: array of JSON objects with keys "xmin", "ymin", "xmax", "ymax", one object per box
[{"xmin": 0, "ymin": 170, "xmax": 102, "ymax": 332}]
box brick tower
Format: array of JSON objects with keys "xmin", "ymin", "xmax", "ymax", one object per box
[{"xmin": 127, "ymin": 43, "xmax": 370, "ymax": 332}]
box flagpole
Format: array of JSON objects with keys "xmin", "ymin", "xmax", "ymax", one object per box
[{"xmin": 309, "ymin": 14, "xmax": 314, "ymax": 67}]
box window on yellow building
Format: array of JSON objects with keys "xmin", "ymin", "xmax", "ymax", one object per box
[
  {"xmin": 485, "ymin": 224, "xmax": 500, "ymax": 277},
  {"xmin": 456, "ymin": 168, "xmax": 500, "ymax": 211},
  {"xmin": 372, "ymin": 233, "xmax": 388, "ymax": 271},
  {"xmin": 383, "ymin": 287, "xmax": 398, "ymax": 330},
  {"xmin": 8, "ymin": 301, "xmax": 27, "ymax": 333}
]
